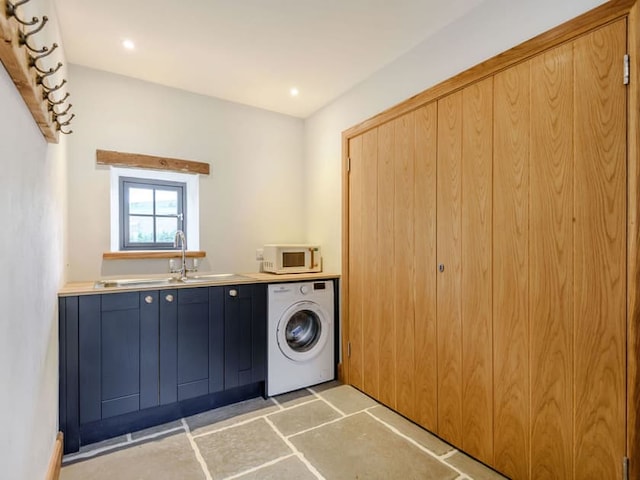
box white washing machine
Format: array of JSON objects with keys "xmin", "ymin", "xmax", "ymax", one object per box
[{"xmin": 267, "ymin": 281, "xmax": 334, "ymax": 396}]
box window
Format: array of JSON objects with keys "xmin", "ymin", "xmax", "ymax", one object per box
[
  {"xmin": 110, "ymin": 167, "xmax": 200, "ymax": 252},
  {"xmin": 120, "ymin": 177, "xmax": 186, "ymax": 250}
]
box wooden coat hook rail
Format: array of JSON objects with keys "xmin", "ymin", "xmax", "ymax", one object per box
[{"xmin": 0, "ymin": 0, "xmax": 73, "ymax": 142}]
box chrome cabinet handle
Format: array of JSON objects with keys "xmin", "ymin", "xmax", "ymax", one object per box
[
  {"xmin": 229, "ymin": 289, "xmax": 238, "ymax": 297},
  {"xmin": 165, "ymin": 294, "xmax": 174, "ymax": 303},
  {"xmin": 144, "ymin": 295, "xmax": 153, "ymax": 304}
]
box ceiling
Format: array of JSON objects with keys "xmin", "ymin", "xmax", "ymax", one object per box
[{"xmin": 53, "ymin": 0, "xmax": 485, "ymax": 118}]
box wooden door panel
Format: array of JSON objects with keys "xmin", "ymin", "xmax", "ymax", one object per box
[
  {"xmin": 347, "ymin": 135, "xmax": 364, "ymax": 390},
  {"xmin": 378, "ymin": 120, "xmax": 397, "ymax": 408},
  {"xmin": 492, "ymin": 60, "xmax": 531, "ymax": 479},
  {"xmin": 436, "ymin": 91, "xmax": 463, "ymax": 445},
  {"xmin": 414, "ymin": 103, "xmax": 438, "ymax": 432},
  {"xmin": 529, "ymin": 42, "xmax": 574, "ymax": 479},
  {"xmin": 573, "ymin": 19, "xmax": 627, "ymax": 480},
  {"xmin": 461, "ymin": 77, "xmax": 493, "ymax": 464},
  {"xmin": 394, "ymin": 113, "xmax": 416, "ymax": 419},
  {"xmin": 361, "ymin": 128, "xmax": 380, "ymax": 399}
]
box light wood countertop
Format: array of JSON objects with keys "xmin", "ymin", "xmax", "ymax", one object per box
[{"xmin": 59, "ymin": 272, "xmax": 340, "ymax": 296}]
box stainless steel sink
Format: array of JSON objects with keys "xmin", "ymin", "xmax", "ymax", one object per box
[
  {"xmin": 94, "ymin": 273, "xmax": 253, "ymax": 289},
  {"xmin": 94, "ymin": 277, "xmax": 180, "ymax": 289},
  {"xmin": 180, "ymin": 273, "xmax": 253, "ymax": 284}
]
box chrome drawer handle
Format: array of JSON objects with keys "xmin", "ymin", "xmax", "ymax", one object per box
[
  {"xmin": 229, "ymin": 289, "xmax": 238, "ymax": 297},
  {"xmin": 165, "ymin": 294, "xmax": 174, "ymax": 303},
  {"xmin": 144, "ymin": 295, "xmax": 153, "ymax": 304}
]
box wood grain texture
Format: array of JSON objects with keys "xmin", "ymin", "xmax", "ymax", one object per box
[
  {"xmin": 414, "ymin": 103, "xmax": 438, "ymax": 432},
  {"xmin": 572, "ymin": 20, "xmax": 627, "ymax": 480},
  {"xmin": 377, "ymin": 120, "xmax": 397, "ymax": 409},
  {"xmin": 529, "ymin": 42, "xmax": 574, "ymax": 479},
  {"xmin": 0, "ymin": 0, "xmax": 59, "ymax": 142},
  {"xmin": 45, "ymin": 432, "xmax": 63, "ymax": 480},
  {"xmin": 347, "ymin": 135, "xmax": 364, "ymax": 390},
  {"xmin": 492, "ymin": 60, "xmax": 530, "ymax": 480},
  {"xmin": 460, "ymin": 78, "xmax": 493, "ymax": 464},
  {"xmin": 627, "ymin": 4, "xmax": 640, "ymax": 480},
  {"xmin": 394, "ymin": 113, "xmax": 416, "ymax": 419},
  {"xmin": 342, "ymin": 0, "xmax": 635, "ymax": 141},
  {"xmin": 362, "ymin": 128, "xmax": 380, "ymax": 399},
  {"xmin": 341, "ymin": 132, "xmax": 351, "ymax": 383},
  {"xmin": 96, "ymin": 150, "xmax": 210, "ymax": 175},
  {"xmin": 436, "ymin": 91, "xmax": 463, "ymax": 445}
]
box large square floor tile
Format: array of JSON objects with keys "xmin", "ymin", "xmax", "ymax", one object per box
[
  {"xmin": 368, "ymin": 405, "xmax": 453, "ymax": 455},
  {"xmin": 313, "ymin": 384, "xmax": 378, "ymax": 415},
  {"xmin": 268, "ymin": 399, "xmax": 342, "ymax": 436},
  {"xmin": 445, "ymin": 452, "xmax": 508, "ymax": 479},
  {"xmin": 290, "ymin": 412, "xmax": 458, "ymax": 480},
  {"xmin": 194, "ymin": 418, "xmax": 291, "ymax": 479},
  {"xmin": 186, "ymin": 396, "xmax": 278, "ymax": 435},
  {"xmin": 234, "ymin": 455, "xmax": 317, "ymax": 480},
  {"xmin": 61, "ymin": 432, "xmax": 204, "ymax": 480}
]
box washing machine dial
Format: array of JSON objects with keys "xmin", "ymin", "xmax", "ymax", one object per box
[{"xmin": 300, "ymin": 285, "xmax": 311, "ymax": 295}]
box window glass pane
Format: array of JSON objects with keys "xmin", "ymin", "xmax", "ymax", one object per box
[
  {"xmin": 156, "ymin": 217, "xmax": 178, "ymax": 243},
  {"xmin": 156, "ymin": 189, "xmax": 178, "ymax": 216},
  {"xmin": 129, "ymin": 216, "xmax": 154, "ymax": 243},
  {"xmin": 129, "ymin": 188, "xmax": 154, "ymax": 215}
]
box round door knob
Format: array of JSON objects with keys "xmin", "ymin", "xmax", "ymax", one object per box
[
  {"xmin": 165, "ymin": 294, "xmax": 174, "ymax": 303},
  {"xmin": 229, "ymin": 289, "xmax": 238, "ymax": 297},
  {"xmin": 300, "ymin": 285, "xmax": 311, "ymax": 294},
  {"xmin": 144, "ymin": 295, "xmax": 154, "ymax": 304}
]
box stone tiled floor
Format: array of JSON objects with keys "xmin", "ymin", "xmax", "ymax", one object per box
[{"xmin": 61, "ymin": 382, "xmax": 507, "ymax": 480}]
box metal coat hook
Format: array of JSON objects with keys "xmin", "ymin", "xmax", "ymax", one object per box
[
  {"xmin": 47, "ymin": 92, "xmax": 69, "ymax": 107},
  {"xmin": 59, "ymin": 127, "xmax": 73, "ymax": 135},
  {"xmin": 18, "ymin": 16, "xmax": 49, "ymax": 53},
  {"xmin": 57, "ymin": 113, "xmax": 75, "ymax": 127},
  {"xmin": 52, "ymin": 103, "xmax": 72, "ymax": 117},
  {"xmin": 29, "ymin": 43, "xmax": 57, "ymax": 67},
  {"xmin": 42, "ymin": 78, "xmax": 66, "ymax": 95},
  {"xmin": 22, "ymin": 15, "xmax": 48, "ymax": 39},
  {"xmin": 34, "ymin": 61, "xmax": 62, "ymax": 79},
  {"xmin": 6, "ymin": 0, "xmax": 38, "ymax": 26}
]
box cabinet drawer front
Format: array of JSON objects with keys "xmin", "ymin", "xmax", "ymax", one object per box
[
  {"xmin": 178, "ymin": 287, "xmax": 209, "ymax": 304},
  {"xmin": 101, "ymin": 292, "xmax": 139, "ymax": 311}
]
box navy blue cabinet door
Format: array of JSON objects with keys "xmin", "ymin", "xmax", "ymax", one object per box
[
  {"xmin": 177, "ymin": 288, "xmax": 209, "ymax": 400},
  {"xmin": 224, "ymin": 284, "xmax": 267, "ymax": 389},
  {"xmin": 159, "ymin": 287, "xmax": 224, "ymax": 403},
  {"xmin": 79, "ymin": 292, "xmax": 160, "ymax": 423}
]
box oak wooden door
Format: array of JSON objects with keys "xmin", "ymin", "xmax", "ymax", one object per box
[
  {"xmin": 347, "ymin": 106, "xmax": 438, "ymax": 422},
  {"xmin": 493, "ymin": 19, "xmax": 627, "ymax": 479},
  {"xmin": 347, "ymin": 17, "xmax": 627, "ymax": 480},
  {"xmin": 436, "ymin": 77, "xmax": 494, "ymax": 463}
]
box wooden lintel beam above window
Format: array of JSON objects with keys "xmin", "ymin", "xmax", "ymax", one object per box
[{"xmin": 96, "ymin": 149, "xmax": 210, "ymax": 175}]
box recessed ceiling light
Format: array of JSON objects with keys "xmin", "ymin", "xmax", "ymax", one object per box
[
  {"xmin": 290, "ymin": 87, "xmax": 299, "ymax": 97},
  {"xmin": 122, "ymin": 39, "xmax": 135, "ymax": 50}
]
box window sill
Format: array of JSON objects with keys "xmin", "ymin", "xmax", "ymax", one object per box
[{"xmin": 103, "ymin": 250, "xmax": 206, "ymax": 260}]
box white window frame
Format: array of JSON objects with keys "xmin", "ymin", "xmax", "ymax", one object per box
[{"xmin": 110, "ymin": 167, "xmax": 200, "ymax": 251}]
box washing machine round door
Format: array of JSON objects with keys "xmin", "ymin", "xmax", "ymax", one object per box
[{"xmin": 277, "ymin": 301, "xmax": 330, "ymax": 362}]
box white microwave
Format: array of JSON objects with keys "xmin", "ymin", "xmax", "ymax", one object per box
[{"xmin": 262, "ymin": 244, "xmax": 322, "ymax": 274}]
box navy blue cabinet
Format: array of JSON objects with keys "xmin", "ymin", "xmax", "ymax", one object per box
[
  {"xmin": 224, "ymin": 284, "xmax": 267, "ymax": 389},
  {"xmin": 159, "ymin": 287, "xmax": 224, "ymax": 403},
  {"xmin": 79, "ymin": 292, "xmax": 160, "ymax": 423},
  {"xmin": 59, "ymin": 283, "xmax": 267, "ymax": 454}
]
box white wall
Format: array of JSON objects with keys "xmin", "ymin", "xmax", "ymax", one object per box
[
  {"xmin": 67, "ymin": 65, "xmax": 305, "ymax": 281},
  {"xmin": 304, "ymin": 0, "xmax": 608, "ymax": 273},
  {"xmin": 0, "ymin": 46, "xmax": 67, "ymax": 480}
]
